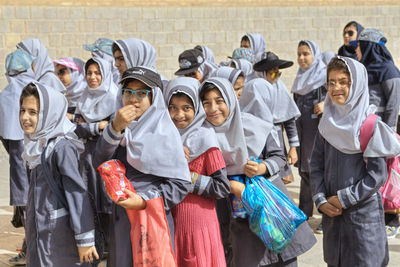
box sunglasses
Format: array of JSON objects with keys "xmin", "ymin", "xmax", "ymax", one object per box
[
  {"xmin": 343, "ymin": 30, "xmax": 355, "ymax": 37},
  {"xmin": 270, "ymin": 71, "xmax": 282, "ymax": 79},
  {"xmin": 121, "ymin": 88, "xmax": 151, "ymax": 99}
]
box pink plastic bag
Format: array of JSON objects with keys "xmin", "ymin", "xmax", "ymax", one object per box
[{"xmin": 360, "ymin": 114, "xmax": 400, "ymax": 212}]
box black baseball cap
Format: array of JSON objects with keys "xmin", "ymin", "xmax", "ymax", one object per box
[
  {"xmin": 119, "ymin": 66, "xmax": 163, "ymax": 89},
  {"xmin": 174, "ymin": 49, "xmax": 204, "ymax": 76}
]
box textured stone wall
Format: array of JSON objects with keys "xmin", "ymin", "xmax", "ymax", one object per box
[{"xmin": 1, "ymin": 2, "xmax": 400, "ymax": 89}]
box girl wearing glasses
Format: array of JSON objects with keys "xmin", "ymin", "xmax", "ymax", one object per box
[
  {"xmin": 74, "ymin": 57, "xmax": 119, "ymax": 248},
  {"xmin": 93, "ymin": 67, "xmax": 191, "ymax": 267},
  {"xmin": 165, "ymin": 77, "xmax": 229, "ymax": 267},
  {"xmin": 338, "ymin": 21, "xmax": 364, "ymax": 59},
  {"xmin": 310, "ymin": 56, "xmax": 400, "ymax": 267},
  {"xmin": 291, "ymin": 41, "xmax": 328, "ymax": 229}
]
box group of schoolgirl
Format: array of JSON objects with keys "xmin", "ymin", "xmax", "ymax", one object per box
[{"xmin": 0, "ymin": 19, "xmax": 399, "ymax": 267}]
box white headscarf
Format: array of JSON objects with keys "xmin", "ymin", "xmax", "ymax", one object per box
[
  {"xmin": 198, "ymin": 46, "xmax": 217, "ymax": 67},
  {"xmin": 60, "ymin": 57, "xmax": 87, "ymax": 108},
  {"xmin": 123, "ymin": 79, "xmax": 190, "ymax": 182},
  {"xmin": 213, "ymin": 66, "xmax": 243, "ymax": 85},
  {"xmin": 245, "ymin": 33, "xmax": 266, "ymax": 59},
  {"xmin": 22, "ymin": 82, "xmax": 84, "ymax": 169},
  {"xmin": 0, "ymin": 69, "xmax": 35, "ymax": 140},
  {"xmin": 113, "ymin": 38, "xmax": 157, "ymax": 69},
  {"xmin": 77, "ymin": 57, "xmax": 119, "ymax": 123},
  {"xmin": 164, "ymin": 77, "xmax": 220, "ymax": 162},
  {"xmin": 17, "ymin": 38, "xmax": 66, "ymax": 93},
  {"xmin": 201, "ymin": 77, "xmax": 272, "ymax": 175},
  {"xmin": 319, "ymin": 56, "xmax": 400, "ymax": 157},
  {"xmin": 291, "ymin": 40, "xmax": 327, "ymax": 96},
  {"xmin": 92, "ymin": 50, "xmax": 120, "ymax": 84},
  {"xmin": 230, "ymin": 58, "xmax": 254, "ymax": 80}
]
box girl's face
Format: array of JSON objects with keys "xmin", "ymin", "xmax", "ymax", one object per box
[
  {"xmin": 202, "ymin": 89, "xmax": 229, "ymax": 127},
  {"xmin": 122, "ymin": 80, "xmax": 152, "ymax": 120},
  {"xmin": 297, "ymin": 45, "xmax": 313, "ymax": 71},
  {"xmin": 55, "ymin": 64, "xmax": 72, "ymax": 87},
  {"xmin": 20, "ymin": 95, "xmax": 39, "ymax": 134},
  {"xmin": 241, "ymin": 40, "xmax": 251, "ymax": 49},
  {"xmin": 265, "ymin": 67, "xmax": 280, "ymax": 84},
  {"xmin": 343, "ymin": 25, "xmax": 357, "ymax": 46},
  {"xmin": 327, "ymin": 69, "xmax": 351, "ymax": 105},
  {"xmin": 113, "ymin": 50, "xmax": 127, "ymax": 75},
  {"xmin": 86, "ymin": 63, "xmax": 102, "ymax": 89},
  {"xmin": 234, "ymin": 76, "xmax": 244, "ymax": 100},
  {"xmin": 184, "ymin": 70, "xmax": 203, "ymax": 83},
  {"xmin": 168, "ymin": 94, "xmax": 195, "ymax": 129}
]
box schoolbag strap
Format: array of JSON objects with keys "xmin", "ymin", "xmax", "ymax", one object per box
[
  {"xmin": 360, "ymin": 114, "xmax": 380, "ymax": 153},
  {"xmin": 41, "ymin": 145, "xmax": 68, "ymax": 208}
]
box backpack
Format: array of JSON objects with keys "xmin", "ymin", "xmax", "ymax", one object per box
[{"xmin": 360, "ymin": 114, "xmax": 400, "ymax": 213}]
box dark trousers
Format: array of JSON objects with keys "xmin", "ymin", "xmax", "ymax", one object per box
[{"xmin": 299, "ymin": 171, "xmax": 314, "ymax": 218}]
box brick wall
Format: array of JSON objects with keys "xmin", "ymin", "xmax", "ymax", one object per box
[{"xmin": 1, "ymin": 3, "xmax": 400, "ymax": 89}]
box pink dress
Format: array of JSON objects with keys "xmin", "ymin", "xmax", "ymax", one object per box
[{"xmin": 172, "ymin": 147, "xmax": 227, "ymax": 267}]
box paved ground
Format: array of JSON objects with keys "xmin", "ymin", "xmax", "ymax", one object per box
[{"xmin": 0, "ymin": 144, "xmax": 399, "ymax": 266}]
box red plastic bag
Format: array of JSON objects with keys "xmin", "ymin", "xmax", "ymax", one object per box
[
  {"xmin": 97, "ymin": 160, "xmax": 135, "ymax": 202},
  {"xmin": 126, "ymin": 197, "xmax": 177, "ymax": 267}
]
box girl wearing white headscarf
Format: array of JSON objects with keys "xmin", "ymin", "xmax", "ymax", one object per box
[
  {"xmin": 230, "ymin": 58, "xmax": 254, "ymax": 81},
  {"xmin": 92, "ymin": 66, "xmax": 191, "ymax": 267},
  {"xmin": 20, "ymin": 82, "xmax": 97, "ymax": 266},
  {"xmin": 213, "ymin": 66, "xmax": 245, "ymax": 100},
  {"xmin": 291, "ymin": 40, "xmax": 328, "ymax": 219},
  {"xmin": 74, "ymin": 57, "xmax": 119, "ymax": 218},
  {"xmin": 165, "ymin": 77, "xmax": 229, "ymax": 267},
  {"xmin": 241, "ymin": 33, "xmax": 266, "ymax": 60},
  {"xmin": 200, "ymin": 77, "xmax": 316, "ymax": 267},
  {"xmin": 53, "ymin": 57, "xmax": 86, "ymax": 115},
  {"xmin": 310, "ymin": 56, "xmax": 400, "ymax": 267},
  {"xmin": 17, "ymin": 38, "xmax": 66, "ymax": 93}
]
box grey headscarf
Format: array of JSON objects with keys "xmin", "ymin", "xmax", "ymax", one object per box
[
  {"xmin": 0, "ymin": 69, "xmax": 35, "ymax": 140},
  {"xmin": 213, "ymin": 66, "xmax": 243, "ymax": 85},
  {"xmin": 92, "ymin": 50, "xmax": 120, "ymax": 84},
  {"xmin": 230, "ymin": 58, "xmax": 254, "ymax": 80},
  {"xmin": 201, "ymin": 77, "xmax": 273, "ymax": 175},
  {"xmin": 245, "ymin": 33, "xmax": 266, "ymax": 59},
  {"xmin": 291, "ymin": 40, "xmax": 327, "ymax": 96},
  {"xmin": 77, "ymin": 57, "xmax": 119, "ymax": 122},
  {"xmin": 319, "ymin": 56, "xmax": 400, "ymax": 157},
  {"xmin": 122, "ymin": 82, "xmax": 191, "ymax": 182},
  {"xmin": 164, "ymin": 77, "xmax": 220, "ymax": 162},
  {"xmin": 17, "ymin": 38, "xmax": 66, "ymax": 93},
  {"xmin": 113, "ymin": 38, "xmax": 157, "ymax": 69},
  {"xmin": 22, "ymin": 82, "xmax": 84, "ymax": 169}
]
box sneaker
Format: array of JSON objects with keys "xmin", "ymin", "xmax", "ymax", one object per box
[
  {"xmin": 386, "ymin": 225, "xmax": 399, "ymax": 239},
  {"xmin": 9, "ymin": 252, "xmax": 26, "ymax": 266},
  {"xmin": 314, "ymin": 223, "xmax": 323, "ymax": 234}
]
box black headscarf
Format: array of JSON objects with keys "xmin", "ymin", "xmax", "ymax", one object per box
[
  {"xmin": 337, "ymin": 21, "xmax": 364, "ymax": 59},
  {"xmin": 359, "ymin": 39, "xmax": 400, "ymax": 85}
]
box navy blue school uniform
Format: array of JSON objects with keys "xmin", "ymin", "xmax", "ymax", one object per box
[
  {"xmin": 93, "ymin": 125, "xmax": 191, "ymax": 267},
  {"xmin": 310, "ymin": 131, "xmax": 388, "ymax": 267},
  {"xmin": 26, "ymin": 139, "xmax": 95, "ymax": 267}
]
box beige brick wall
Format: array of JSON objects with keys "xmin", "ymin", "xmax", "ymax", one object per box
[{"xmin": 1, "ymin": 4, "xmax": 400, "ymax": 90}]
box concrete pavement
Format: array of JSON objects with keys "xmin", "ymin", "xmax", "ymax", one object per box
[{"xmin": 0, "ymin": 143, "xmax": 399, "ymax": 266}]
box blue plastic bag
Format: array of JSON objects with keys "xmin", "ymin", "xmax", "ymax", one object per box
[
  {"xmin": 229, "ymin": 175, "xmax": 247, "ymax": 218},
  {"xmin": 241, "ymin": 157, "xmax": 307, "ymax": 253}
]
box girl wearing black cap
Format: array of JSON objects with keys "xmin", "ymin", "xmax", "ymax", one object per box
[
  {"xmin": 241, "ymin": 52, "xmax": 301, "ymax": 185},
  {"xmin": 291, "ymin": 41, "xmax": 328, "ymax": 228}
]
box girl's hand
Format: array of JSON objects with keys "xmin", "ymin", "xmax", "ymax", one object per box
[
  {"xmin": 183, "ymin": 146, "xmax": 190, "ymax": 161},
  {"xmin": 230, "ymin": 180, "xmax": 245, "ymax": 200},
  {"xmin": 244, "ymin": 160, "xmax": 266, "ymax": 178},
  {"xmin": 98, "ymin": 120, "xmax": 108, "ymax": 131},
  {"xmin": 287, "ymin": 147, "xmax": 298, "ymax": 165},
  {"xmin": 314, "ymin": 101, "xmax": 324, "ymax": 115},
  {"xmin": 327, "ymin": 195, "xmax": 343, "ymax": 210},
  {"xmin": 319, "ymin": 202, "xmax": 342, "ymax": 217},
  {"xmin": 76, "ymin": 117, "xmax": 86, "ymax": 123},
  {"xmin": 66, "ymin": 113, "xmax": 74, "ymax": 121},
  {"xmin": 112, "ymin": 105, "xmax": 138, "ymax": 134},
  {"xmin": 77, "ymin": 245, "xmax": 99, "ymax": 263},
  {"xmin": 117, "ymin": 189, "xmax": 146, "ymax": 210}
]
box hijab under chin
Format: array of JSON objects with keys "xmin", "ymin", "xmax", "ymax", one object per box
[
  {"xmin": 164, "ymin": 77, "xmax": 220, "ymax": 162},
  {"xmin": 22, "ymin": 82, "xmax": 84, "ymax": 169},
  {"xmin": 319, "ymin": 56, "xmax": 400, "ymax": 157}
]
